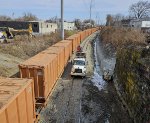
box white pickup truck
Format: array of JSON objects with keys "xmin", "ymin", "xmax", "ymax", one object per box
[{"xmin": 71, "ymin": 52, "xmax": 86, "ymax": 77}]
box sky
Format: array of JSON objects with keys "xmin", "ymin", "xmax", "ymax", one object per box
[{"xmin": 0, "ymin": 0, "xmax": 141, "ymax": 23}]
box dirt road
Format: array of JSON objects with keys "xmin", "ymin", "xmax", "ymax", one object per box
[{"xmin": 40, "ymin": 32, "xmax": 132, "ymax": 123}]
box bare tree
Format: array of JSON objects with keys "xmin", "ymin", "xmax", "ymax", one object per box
[
  {"xmin": 106, "ymin": 14, "xmax": 113, "ymax": 26},
  {"xmin": 46, "ymin": 16, "xmax": 60, "ymax": 23},
  {"xmin": 112, "ymin": 14, "xmax": 125, "ymax": 27},
  {"xmin": 83, "ymin": 19, "xmax": 95, "ymax": 25},
  {"xmin": 129, "ymin": 1, "xmax": 150, "ymax": 19},
  {"xmin": 113, "ymin": 14, "xmax": 124, "ymax": 22},
  {"xmin": 0, "ymin": 15, "xmax": 12, "ymax": 21},
  {"xmin": 74, "ymin": 19, "xmax": 82, "ymax": 30},
  {"xmin": 16, "ymin": 13, "xmax": 38, "ymax": 21}
]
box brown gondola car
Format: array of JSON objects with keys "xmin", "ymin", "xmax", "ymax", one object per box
[
  {"xmin": 19, "ymin": 53, "xmax": 58, "ymax": 105},
  {"xmin": 0, "ymin": 78, "xmax": 35, "ymax": 123}
]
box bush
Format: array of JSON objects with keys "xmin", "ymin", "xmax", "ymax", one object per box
[{"xmin": 100, "ymin": 27, "xmax": 146, "ymax": 48}]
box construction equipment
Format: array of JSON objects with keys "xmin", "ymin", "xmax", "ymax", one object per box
[
  {"xmin": 0, "ymin": 23, "xmax": 33, "ymax": 43},
  {"xmin": 0, "ymin": 31, "xmax": 6, "ymax": 43},
  {"xmin": 0, "ymin": 27, "xmax": 13, "ymax": 43},
  {"xmin": 10, "ymin": 23, "xmax": 33, "ymax": 37}
]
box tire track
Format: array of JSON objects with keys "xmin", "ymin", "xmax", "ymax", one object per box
[{"xmin": 63, "ymin": 78, "xmax": 84, "ymax": 123}]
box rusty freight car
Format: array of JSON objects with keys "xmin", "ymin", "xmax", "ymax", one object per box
[
  {"xmin": 19, "ymin": 53, "xmax": 58, "ymax": 105},
  {"xmin": 0, "ymin": 78, "xmax": 35, "ymax": 123}
]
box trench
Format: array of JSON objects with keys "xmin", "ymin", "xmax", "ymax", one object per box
[{"xmin": 81, "ymin": 35, "xmax": 133, "ymax": 123}]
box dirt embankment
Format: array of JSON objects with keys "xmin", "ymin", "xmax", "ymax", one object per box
[
  {"xmin": 98, "ymin": 27, "xmax": 149, "ymax": 122},
  {"xmin": 99, "ymin": 26, "xmax": 147, "ymax": 58},
  {"xmin": 0, "ymin": 31, "xmax": 76, "ymax": 77},
  {"xmin": 81, "ymin": 35, "xmax": 132, "ymax": 123},
  {"xmin": 96, "ymin": 26, "xmax": 147, "ymax": 76}
]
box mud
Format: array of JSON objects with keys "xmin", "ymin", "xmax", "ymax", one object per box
[{"xmin": 81, "ymin": 78, "xmax": 133, "ymax": 123}]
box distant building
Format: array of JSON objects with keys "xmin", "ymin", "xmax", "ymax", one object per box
[
  {"xmin": 58, "ymin": 21, "xmax": 76, "ymax": 31},
  {"xmin": 130, "ymin": 20, "xmax": 150, "ymax": 28},
  {"xmin": 31, "ymin": 21, "xmax": 58, "ymax": 34},
  {"xmin": 0, "ymin": 21, "xmax": 58, "ymax": 34},
  {"xmin": 64, "ymin": 21, "xmax": 76, "ymax": 30},
  {"xmin": 120, "ymin": 19, "xmax": 150, "ymax": 33},
  {"xmin": 121, "ymin": 19, "xmax": 131, "ymax": 27},
  {"xmin": 130, "ymin": 20, "xmax": 150, "ymax": 33}
]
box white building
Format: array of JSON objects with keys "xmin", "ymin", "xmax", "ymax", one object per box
[
  {"xmin": 64, "ymin": 21, "xmax": 76, "ymax": 30},
  {"xmin": 59, "ymin": 21, "xmax": 76, "ymax": 31},
  {"xmin": 141, "ymin": 21, "xmax": 150, "ymax": 28},
  {"xmin": 130, "ymin": 20, "xmax": 150, "ymax": 28},
  {"xmin": 129, "ymin": 20, "xmax": 150, "ymax": 33},
  {"xmin": 30, "ymin": 21, "xmax": 58, "ymax": 34},
  {"xmin": 39, "ymin": 22, "xmax": 58, "ymax": 34}
]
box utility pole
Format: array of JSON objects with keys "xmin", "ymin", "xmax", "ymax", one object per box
[
  {"xmin": 90, "ymin": 0, "xmax": 93, "ymax": 27},
  {"xmin": 95, "ymin": 13, "xmax": 98, "ymax": 26},
  {"xmin": 61, "ymin": 0, "xmax": 64, "ymax": 40}
]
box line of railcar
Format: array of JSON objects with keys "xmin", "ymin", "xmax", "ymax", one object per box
[{"xmin": 0, "ymin": 28, "xmax": 99, "ymax": 123}]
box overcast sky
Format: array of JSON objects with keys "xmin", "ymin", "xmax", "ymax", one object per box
[{"xmin": 0, "ymin": 0, "xmax": 141, "ymax": 23}]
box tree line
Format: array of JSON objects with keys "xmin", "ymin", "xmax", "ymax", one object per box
[
  {"xmin": 0, "ymin": 13, "xmax": 38, "ymax": 21},
  {"xmin": 106, "ymin": 0, "xmax": 150, "ymax": 26}
]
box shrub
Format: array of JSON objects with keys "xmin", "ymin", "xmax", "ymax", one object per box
[{"xmin": 100, "ymin": 27, "xmax": 146, "ymax": 48}]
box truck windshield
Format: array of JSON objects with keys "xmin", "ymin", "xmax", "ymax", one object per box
[{"xmin": 74, "ymin": 60, "xmax": 85, "ymax": 66}]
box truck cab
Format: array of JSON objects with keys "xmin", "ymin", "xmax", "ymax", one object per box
[{"xmin": 71, "ymin": 58, "xmax": 86, "ymax": 77}]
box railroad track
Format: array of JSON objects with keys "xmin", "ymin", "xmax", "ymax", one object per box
[
  {"xmin": 62, "ymin": 77, "xmax": 84, "ymax": 123},
  {"xmin": 39, "ymin": 31, "xmax": 99, "ymax": 123}
]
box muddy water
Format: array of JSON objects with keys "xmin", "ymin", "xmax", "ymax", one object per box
[
  {"xmin": 95, "ymin": 37, "xmax": 116, "ymax": 76},
  {"xmin": 92, "ymin": 37, "xmax": 107, "ymax": 90}
]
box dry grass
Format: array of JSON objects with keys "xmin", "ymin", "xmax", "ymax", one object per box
[
  {"xmin": 64, "ymin": 30, "xmax": 77, "ymax": 38},
  {"xmin": 0, "ymin": 31, "xmax": 76, "ymax": 59},
  {"xmin": 100, "ymin": 27, "xmax": 146, "ymax": 48}
]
